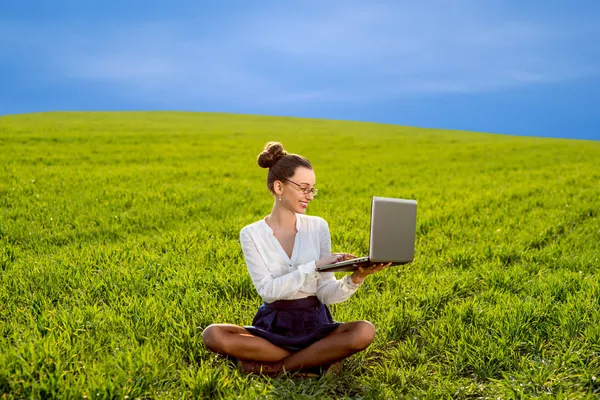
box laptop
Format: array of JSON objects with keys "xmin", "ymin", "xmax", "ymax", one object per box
[{"xmin": 315, "ymin": 197, "xmax": 417, "ymax": 272}]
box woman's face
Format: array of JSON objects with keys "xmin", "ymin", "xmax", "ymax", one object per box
[{"xmin": 278, "ymin": 167, "xmax": 316, "ymax": 214}]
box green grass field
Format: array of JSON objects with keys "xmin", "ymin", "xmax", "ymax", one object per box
[{"xmin": 1, "ymin": 111, "xmax": 599, "ymax": 399}]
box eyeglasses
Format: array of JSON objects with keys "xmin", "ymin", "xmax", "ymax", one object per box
[
  {"xmin": 271, "ymin": 172, "xmax": 319, "ymax": 196},
  {"xmin": 284, "ymin": 178, "xmax": 319, "ymax": 196}
]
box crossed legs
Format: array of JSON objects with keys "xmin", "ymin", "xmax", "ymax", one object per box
[{"xmin": 202, "ymin": 320, "xmax": 376, "ymax": 374}]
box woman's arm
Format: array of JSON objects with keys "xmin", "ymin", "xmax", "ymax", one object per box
[{"xmin": 315, "ymin": 219, "xmax": 362, "ymax": 305}]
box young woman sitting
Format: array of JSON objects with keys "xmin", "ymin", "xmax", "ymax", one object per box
[{"xmin": 202, "ymin": 142, "xmax": 390, "ymax": 375}]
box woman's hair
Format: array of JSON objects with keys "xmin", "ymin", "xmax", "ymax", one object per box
[{"xmin": 257, "ymin": 142, "xmax": 312, "ymax": 193}]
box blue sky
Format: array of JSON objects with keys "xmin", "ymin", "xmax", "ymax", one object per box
[{"xmin": 1, "ymin": 1, "xmax": 599, "ymax": 140}]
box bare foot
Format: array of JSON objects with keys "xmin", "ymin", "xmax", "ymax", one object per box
[
  {"xmin": 240, "ymin": 360, "xmax": 284, "ymax": 376},
  {"xmin": 324, "ymin": 361, "xmax": 343, "ymax": 375},
  {"xmin": 293, "ymin": 370, "xmax": 320, "ymax": 378},
  {"xmin": 294, "ymin": 363, "xmax": 341, "ymax": 378}
]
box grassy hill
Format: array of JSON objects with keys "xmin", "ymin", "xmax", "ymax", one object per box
[{"xmin": 1, "ymin": 111, "xmax": 599, "ymax": 398}]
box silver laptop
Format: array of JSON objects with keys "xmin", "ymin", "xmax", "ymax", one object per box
[{"xmin": 315, "ymin": 197, "xmax": 417, "ymax": 272}]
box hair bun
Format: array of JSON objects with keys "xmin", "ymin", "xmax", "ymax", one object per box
[{"xmin": 257, "ymin": 142, "xmax": 288, "ymax": 168}]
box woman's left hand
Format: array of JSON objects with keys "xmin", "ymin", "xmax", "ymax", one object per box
[{"xmin": 350, "ymin": 262, "xmax": 392, "ymax": 285}]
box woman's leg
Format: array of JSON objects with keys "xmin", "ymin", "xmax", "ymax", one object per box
[
  {"xmin": 202, "ymin": 324, "xmax": 291, "ymax": 362},
  {"xmin": 279, "ymin": 320, "xmax": 376, "ymax": 372}
]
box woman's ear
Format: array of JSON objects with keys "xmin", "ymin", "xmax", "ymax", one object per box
[{"xmin": 273, "ymin": 180, "xmax": 284, "ymax": 195}]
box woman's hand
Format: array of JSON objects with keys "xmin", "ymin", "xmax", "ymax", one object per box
[
  {"xmin": 350, "ymin": 262, "xmax": 392, "ymax": 285},
  {"xmin": 332, "ymin": 253, "xmax": 357, "ymax": 262},
  {"xmin": 316, "ymin": 252, "xmax": 358, "ymax": 268},
  {"xmin": 316, "ymin": 254, "xmax": 345, "ymax": 268}
]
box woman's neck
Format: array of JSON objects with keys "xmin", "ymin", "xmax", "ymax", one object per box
[{"xmin": 266, "ymin": 202, "xmax": 297, "ymax": 231}]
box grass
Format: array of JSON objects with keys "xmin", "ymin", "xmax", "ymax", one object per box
[{"xmin": 1, "ymin": 111, "xmax": 599, "ymax": 398}]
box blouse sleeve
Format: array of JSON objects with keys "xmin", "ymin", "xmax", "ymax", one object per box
[
  {"xmin": 315, "ymin": 218, "xmax": 361, "ymax": 305},
  {"xmin": 240, "ymin": 228, "xmax": 319, "ymax": 303}
]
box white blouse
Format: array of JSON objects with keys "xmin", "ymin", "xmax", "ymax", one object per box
[{"xmin": 240, "ymin": 214, "xmax": 361, "ymax": 304}]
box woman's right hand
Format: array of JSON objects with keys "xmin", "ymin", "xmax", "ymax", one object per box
[{"xmin": 316, "ymin": 254, "xmax": 344, "ymax": 268}]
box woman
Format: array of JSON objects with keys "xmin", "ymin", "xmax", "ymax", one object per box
[{"xmin": 202, "ymin": 142, "xmax": 390, "ymax": 376}]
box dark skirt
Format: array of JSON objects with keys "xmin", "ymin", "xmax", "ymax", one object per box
[{"xmin": 244, "ymin": 296, "xmax": 342, "ymax": 351}]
